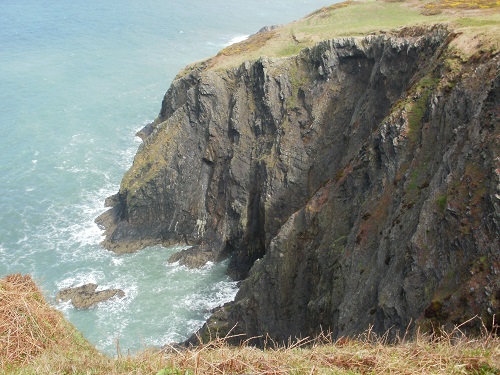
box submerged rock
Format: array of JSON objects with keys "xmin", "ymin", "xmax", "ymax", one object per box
[
  {"xmin": 56, "ymin": 284, "xmax": 125, "ymax": 309},
  {"xmin": 168, "ymin": 247, "xmax": 215, "ymax": 268}
]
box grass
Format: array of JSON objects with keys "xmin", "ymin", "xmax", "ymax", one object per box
[
  {"xmin": 152, "ymin": 328, "xmax": 500, "ymax": 375},
  {"xmin": 177, "ymin": 0, "xmax": 499, "ymax": 74},
  {"xmin": 0, "ymin": 274, "xmax": 110, "ymax": 373},
  {"xmin": 3, "ymin": 275, "xmax": 500, "ymax": 374},
  {"xmin": 436, "ymin": 194, "xmax": 448, "ymax": 211},
  {"xmin": 405, "ymin": 75, "xmax": 440, "ymax": 143}
]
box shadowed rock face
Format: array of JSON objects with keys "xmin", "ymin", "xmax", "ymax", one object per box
[
  {"xmin": 98, "ymin": 26, "xmax": 499, "ymax": 343},
  {"xmin": 56, "ymin": 284, "xmax": 125, "ymax": 309}
]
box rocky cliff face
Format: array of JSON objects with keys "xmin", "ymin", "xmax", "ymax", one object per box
[{"xmin": 97, "ymin": 25, "xmax": 499, "ymax": 342}]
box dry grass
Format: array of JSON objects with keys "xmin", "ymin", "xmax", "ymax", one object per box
[
  {"xmin": 2, "ymin": 274, "xmax": 499, "ymax": 374},
  {"xmin": 158, "ymin": 325, "xmax": 500, "ymax": 375},
  {"xmin": 9, "ymin": 328, "xmax": 500, "ymax": 375},
  {"xmin": 0, "ymin": 274, "xmax": 65, "ymax": 366},
  {"xmin": 0, "ymin": 274, "xmax": 111, "ymax": 374},
  {"xmin": 216, "ymin": 30, "xmax": 278, "ymax": 59}
]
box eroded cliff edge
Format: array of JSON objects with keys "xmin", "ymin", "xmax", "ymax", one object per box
[{"xmin": 97, "ymin": 25, "xmax": 499, "ymax": 341}]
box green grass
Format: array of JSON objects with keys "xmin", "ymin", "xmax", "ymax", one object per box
[
  {"xmin": 284, "ymin": 1, "xmax": 436, "ymax": 39},
  {"xmin": 436, "ymin": 194, "xmax": 448, "ymax": 211},
  {"xmin": 406, "ymin": 76, "xmax": 439, "ymax": 142},
  {"xmin": 456, "ymin": 17, "xmax": 500, "ymax": 27},
  {"xmin": 176, "ymin": 0, "xmax": 499, "ymax": 75}
]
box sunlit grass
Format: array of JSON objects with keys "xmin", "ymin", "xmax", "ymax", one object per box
[{"xmin": 177, "ymin": 0, "xmax": 499, "ymax": 74}]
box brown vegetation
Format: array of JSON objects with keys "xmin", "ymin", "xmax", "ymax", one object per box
[
  {"xmin": 161, "ymin": 326, "xmax": 500, "ymax": 375},
  {"xmin": 0, "ymin": 274, "xmax": 66, "ymax": 366}
]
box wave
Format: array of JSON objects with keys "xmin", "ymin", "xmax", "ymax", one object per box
[{"xmin": 224, "ymin": 34, "xmax": 249, "ymax": 46}]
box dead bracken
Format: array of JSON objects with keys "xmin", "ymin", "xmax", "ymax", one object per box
[{"xmin": 0, "ymin": 274, "xmax": 65, "ymax": 366}]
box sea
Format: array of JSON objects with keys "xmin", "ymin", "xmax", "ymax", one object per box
[{"xmin": 0, "ymin": 0, "xmax": 336, "ymax": 356}]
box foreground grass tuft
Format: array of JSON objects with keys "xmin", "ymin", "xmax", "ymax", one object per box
[
  {"xmin": 0, "ymin": 274, "xmax": 78, "ymax": 367},
  {"xmin": 0, "ymin": 274, "xmax": 112, "ymax": 373},
  {"xmin": 155, "ymin": 327, "xmax": 500, "ymax": 375}
]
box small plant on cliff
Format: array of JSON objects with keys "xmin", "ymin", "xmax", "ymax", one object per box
[
  {"xmin": 436, "ymin": 194, "xmax": 448, "ymax": 212},
  {"xmin": 406, "ymin": 75, "xmax": 439, "ymax": 143}
]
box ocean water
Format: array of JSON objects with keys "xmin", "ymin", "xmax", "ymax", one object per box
[{"xmin": 0, "ymin": 0, "xmax": 336, "ymax": 355}]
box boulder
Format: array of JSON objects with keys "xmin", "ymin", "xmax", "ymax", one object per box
[{"xmin": 56, "ymin": 284, "xmax": 125, "ymax": 309}]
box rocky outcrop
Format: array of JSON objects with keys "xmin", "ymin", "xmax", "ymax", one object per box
[
  {"xmin": 56, "ymin": 284, "xmax": 125, "ymax": 309},
  {"xmin": 168, "ymin": 247, "xmax": 215, "ymax": 268},
  {"xmin": 98, "ymin": 25, "xmax": 499, "ymax": 342}
]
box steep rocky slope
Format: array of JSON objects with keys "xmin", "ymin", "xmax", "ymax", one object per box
[{"xmin": 97, "ymin": 4, "xmax": 499, "ymax": 343}]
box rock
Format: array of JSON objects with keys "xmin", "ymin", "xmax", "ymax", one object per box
[
  {"xmin": 168, "ymin": 247, "xmax": 215, "ymax": 268},
  {"xmin": 56, "ymin": 284, "xmax": 125, "ymax": 309},
  {"xmin": 97, "ymin": 24, "xmax": 499, "ymax": 344},
  {"xmin": 104, "ymin": 193, "xmax": 120, "ymax": 208},
  {"xmin": 256, "ymin": 25, "xmax": 281, "ymax": 34}
]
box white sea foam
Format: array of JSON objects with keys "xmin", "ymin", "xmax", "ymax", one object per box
[
  {"xmin": 166, "ymin": 260, "xmax": 180, "ymax": 268},
  {"xmin": 181, "ymin": 279, "xmax": 238, "ymax": 313},
  {"xmin": 47, "ymin": 183, "xmax": 118, "ymax": 256},
  {"xmin": 66, "ymin": 222, "xmax": 103, "ymax": 247},
  {"xmin": 224, "ymin": 34, "xmax": 249, "ymax": 46},
  {"xmin": 56, "ymin": 300, "xmax": 74, "ymax": 313},
  {"xmin": 185, "ymin": 318, "xmax": 207, "ymax": 336},
  {"xmin": 203, "ymin": 261, "xmax": 215, "ymax": 269},
  {"xmin": 56, "ymin": 270, "xmax": 106, "ymax": 290},
  {"xmin": 16, "ymin": 235, "xmax": 28, "ymax": 244},
  {"xmin": 111, "ymin": 257, "xmax": 124, "ymax": 266},
  {"xmin": 67, "ymin": 166, "xmax": 85, "ymax": 173}
]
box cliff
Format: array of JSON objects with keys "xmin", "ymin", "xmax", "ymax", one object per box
[{"xmin": 97, "ymin": 1, "xmax": 499, "ymax": 343}]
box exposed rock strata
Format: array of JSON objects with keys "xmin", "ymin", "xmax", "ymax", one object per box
[
  {"xmin": 98, "ymin": 26, "xmax": 499, "ymax": 342},
  {"xmin": 56, "ymin": 284, "xmax": 125, "ymax": 309}
]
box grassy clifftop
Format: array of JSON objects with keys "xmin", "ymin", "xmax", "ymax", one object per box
[{"xmin": 179, "ymin": 0, "xmax": 498, "ymax": 74}]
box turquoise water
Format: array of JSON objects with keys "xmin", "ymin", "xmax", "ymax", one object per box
[{"xmin": 0, "ymin": 0, "xmax": 336, "ymax": 355}]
